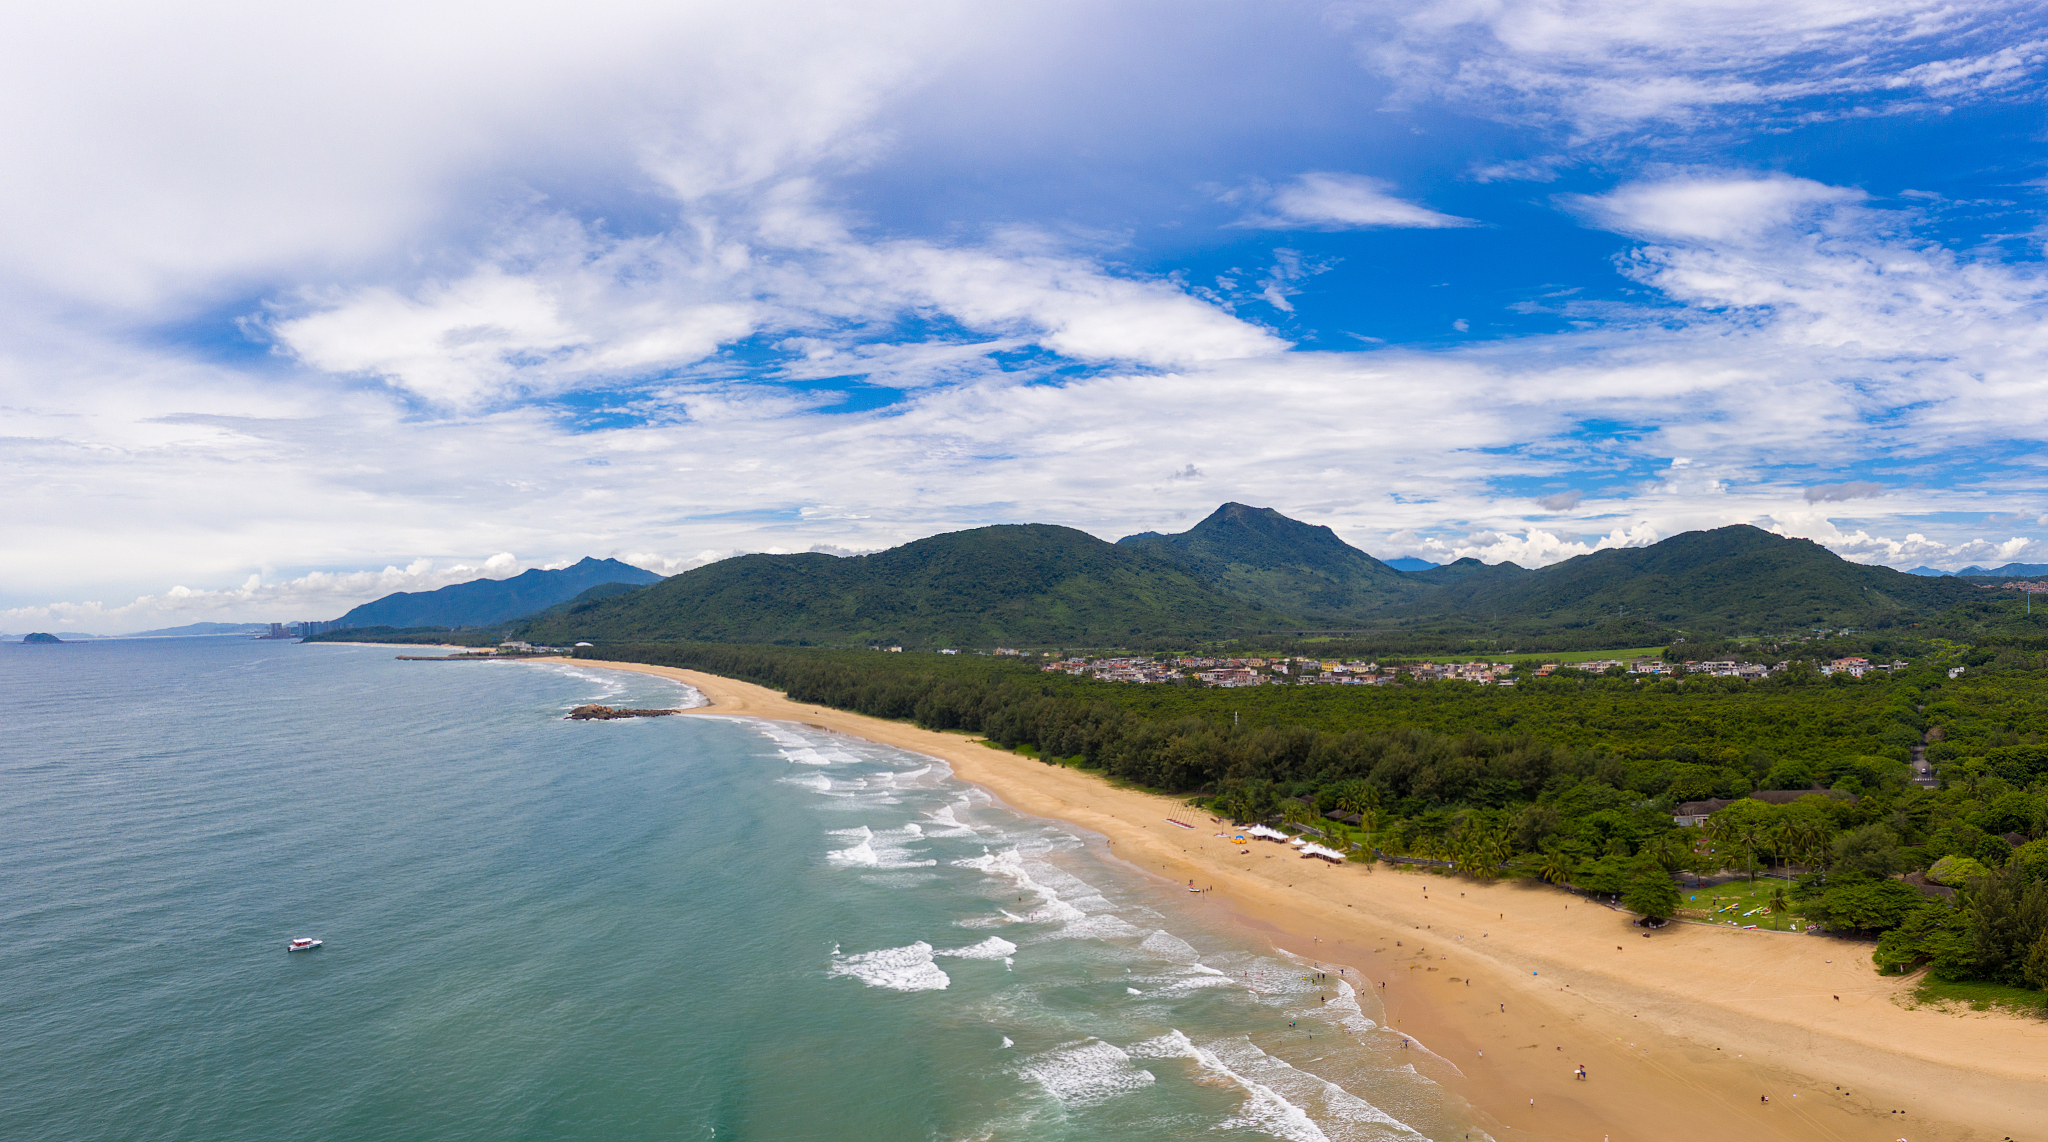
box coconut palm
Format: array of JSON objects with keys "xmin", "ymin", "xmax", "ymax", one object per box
[
  {"xmin": 1538, "ymin": 848, "xmax": 1575, "ymax": 886},
  {"xmin": 1647, "ymin": 831, "xmax": 1692, "ymax": 872},
  {"xmin": 1333, "ymin": 782, "xmax": 1381, "ymax": 834},
  {"xmin": 1280, "ymin": 799, "xmax": 1316, "ymax": 832}
]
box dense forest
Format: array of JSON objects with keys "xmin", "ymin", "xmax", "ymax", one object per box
[{"xmin": 578, "ymin": 640, "xmax": 2048, "ymax": 997}]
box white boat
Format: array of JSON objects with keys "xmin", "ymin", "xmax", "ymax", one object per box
[{"xmin": 287, "ymin": 937, "xmax": 322, "ymax": 952}]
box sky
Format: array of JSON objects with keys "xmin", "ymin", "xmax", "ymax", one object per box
[{"xmin": 6, "ymin": 0, "xmax": 2048, "ymax": 631}]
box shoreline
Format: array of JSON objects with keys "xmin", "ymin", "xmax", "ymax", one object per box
[{"xmin": 556, "ymin": 656, "xmax": 2045, "ymax": 1141}]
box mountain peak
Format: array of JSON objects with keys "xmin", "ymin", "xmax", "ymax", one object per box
[{"xmin": 1116, "ymin": 503, "xmax": 1418, "ymax": 621}]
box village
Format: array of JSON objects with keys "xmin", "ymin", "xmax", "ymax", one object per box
[{"xmin": 1034, "ymin": 652, "xmax": 1915, "ymax": 687}]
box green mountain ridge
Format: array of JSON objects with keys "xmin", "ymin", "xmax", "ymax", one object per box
[
  {"xmin": 517, "ymin": 524, "xmax": 1284, "ymax": 646},
  {"xmin": 1116, "ymin": 503, "xmax": 1420, "ymax": 622},
  {"xmin": 505, "ymin": 507, "xmax": 1997, "ymax": 648},
  {"xmin": 334, "ymin": 556, "xmax": 663, "ymax": 629},
  {"xmin": 1365, "ymin": 525, "xmax": 1984, "ymax": 635}
]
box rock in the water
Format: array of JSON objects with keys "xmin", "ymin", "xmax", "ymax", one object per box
[
  {"xmin": 566, "ymin": 704, "xmax": 680, "ymax": 720},
  {"xmin": 22, "ymin": 632, "xmax": 63, "ymax": 644}
]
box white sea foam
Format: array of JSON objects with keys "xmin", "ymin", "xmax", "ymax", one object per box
[
  {"xmin": 1139, "ymin": 929, "xmax": 1201, "ymax": 963},
  {"xmin": 782, "ymin": 747, "xmax": 835, "ymax": 766},
  {"xmin": 828, "ymin": 941, "xmax": 950, "ymax": 991},
  {"xmin": 781, "ymin": 772, "xmax": 833, "ymax": 792},
  {"xmin": 1016, "ymin": 1039, "xmax": 1155, "ymax": 1107},
  {"xmin": 1134, "ymin": 963, "xmax": 1240, "ymax": 996},
  {"xmin": 923, "ymin": 802, "xmax": 978, "ymax": 836},
  {"xmin": 941, "ymin": 937, "xmax": 1018, "ymax": 960},
  {"xmin": 1000, "ymin": 1036, "xmax": 1014, "ymax": 1049},
  {"xmin": 1056, "ymin": 913, "xmax": 1147, "ymax": 941},
  {"xmin": 1192, "ymin": 1032, "xmax": 1431, "ymax": 1142},
  {"xmin": 1128, "ymin": 1030, "xmax": 1331, "ymax": 1142},
  {"xmin": 827, "ymin": 824, "xmax": 936, "ymax": 868},
  {"xmin": 957, "ymin": 847, "xmax": 1154, "ymax": 937},
  {"xmin": 1322, "ymin": 978, "xmax": 1378, "ymax": 1033}
]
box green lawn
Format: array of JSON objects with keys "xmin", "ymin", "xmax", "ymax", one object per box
[
  {"xmin": 1910, "ymin": 977, "xmax": 2047, "ymax": 1015},
  {"xmin": 1675, "ymin": 875, "xmax": 1807, "ymax": 932}
]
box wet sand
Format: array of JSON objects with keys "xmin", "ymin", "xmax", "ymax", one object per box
[{"xmin": 568, "ymin": 657, "xmax": 2048, "ymax": 1141}]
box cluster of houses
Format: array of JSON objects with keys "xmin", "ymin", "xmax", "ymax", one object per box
[
  {"xmin": 1041, "ymin": 656, "xmax": 1186, "ymax": 684},
  {"xmin": 1032, "ymin": 650, "xmax": 1920, "ymax": 688}
]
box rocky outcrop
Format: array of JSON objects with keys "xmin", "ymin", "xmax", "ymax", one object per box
[
  {"xmin": 22, "ymin": 632, "xmax": 62, "ymax": 643},
  {"xmin": 566, "ymin": 704, "xmax": 682, "ymax": 720}
]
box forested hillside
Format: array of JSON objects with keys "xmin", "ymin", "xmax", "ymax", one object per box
[
  {"xmin": 516, "ymin": 524, "xmax": 1283, "ymax": 646},
  {"xmin": 506, "ymin": 507, "xmax": 2002, "ymax": 648},
  {"xmin": 1116, "ymin": 503, "xmax": 1420, "ymax": 620},
  {"xmin": 332, "ymin": 556, "xmax": 661, "ymax": 629}
]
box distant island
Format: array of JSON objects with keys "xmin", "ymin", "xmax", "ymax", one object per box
[{"xmin": 22, "ymin": 632, "xmax": 62, "ymax": 643}]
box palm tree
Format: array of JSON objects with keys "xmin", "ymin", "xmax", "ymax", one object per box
[
  {"xmin": 1647, "ymin": 831, "xmax": 1691, "ymax": 872},
  {"xmin": 1280, "ymin": 799, "xmax": 1316, "ymax": 833},
  {"xmin": 1798, "ymin": 819, "xmax": 1834, "ymax": 874},
  {"xmin": 1334, "ymin": 783, "xmax": 1381, "ymax": 834},
  {"xmin": 1538, "ymin": 848, "xmax": 1575, "ymax": 886}
]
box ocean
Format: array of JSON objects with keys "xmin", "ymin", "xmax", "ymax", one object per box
[{"xmin": 0, "ymin": 637, "xmax": 1488, "ymax": 1141}]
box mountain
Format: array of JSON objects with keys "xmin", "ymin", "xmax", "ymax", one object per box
[
  {"xmin": 516, "ymin": 524, "xmax": 1284, "ymax": 646},
  {"xmin": 461, "ymin": 510, "xmax": 2006, "ymax": 649},
  {"xmin": 22, "ymin": 632, "xmax": 63, "ymax": 644},
  {"xmin": 121, "ymin": 622, "xmax": 270, "ymax": 637},
  {"xmin": 523, "ymin": 580, "xmax": 653, "ymax": 621},
  {"xmin": 1370, "ymin": 525, "xmax": 1984, "ymax": 634},
  {"xmin": 1403, "ymin": 557, "xmax": 1530, "ymax": 586},
  {"xmin": 335, "ymin": 557, "xmax": 664, "ymax": 629},
  {"xmin": 1955, "ymin": 563, "xmax": 2048, "ymax": 578},
  {"xmin": 1115, "ymin": 503, "xmax": 1419, "ymax": 622},
  {"xmin": 1383, "ymin": 557, "xmax": 1439, "ymax": 572},
  {"xmin": 1905, "ymin": 566, "xmax": 1954, "ymax": 577}
]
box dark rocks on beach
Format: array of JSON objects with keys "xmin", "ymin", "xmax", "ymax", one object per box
[{"xmin": 566, "ymin": 704, "xmax": 681, "ymax": 720}]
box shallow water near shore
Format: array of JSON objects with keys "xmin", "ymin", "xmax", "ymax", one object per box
[{"xmin": 0, "ymin": 637, "xmax": 1490, "ymax": 1141}]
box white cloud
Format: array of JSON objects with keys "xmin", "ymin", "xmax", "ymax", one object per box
[
  {"xmin": 1348, "ymin": 0, "xmax": 2047, "ymax": 140},
  {"xmin": 0, "ymin": 554, "xmax": 543, "ymax": 635},
  {"xmin": 5, "ymin": 4, "xmax": 2047, "ymax": 621},
  {"xmin": 1770, "ymin": 521, "xmax": 2036, "ymax": 569},
  {"xmin": 1566, "ymin": 174, "xmax": 1864, "ymax": 245},
  {"xmin": 268, "ymin": 208, "xmax": 1282, "ymax": 407},
  {"xmin": 1229, "ymin": 173, "xmax": 1474, "ymax": 230},
  {"xmin": 1804, "ymin": 480, "xmax": 1885, "ymax": 503}
]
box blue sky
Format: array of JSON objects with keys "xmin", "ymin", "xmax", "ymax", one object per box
[{"xmin": 4, "ymin": 0, "xmax": 2048, "ymax": 629}]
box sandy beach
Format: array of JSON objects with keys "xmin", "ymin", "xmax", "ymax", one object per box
[{"xmin": 569, "ymin": 657, "xmax": 2046, "ymax": 1141}]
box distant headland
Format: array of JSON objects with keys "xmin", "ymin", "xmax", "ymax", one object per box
[{"xmin": 22, "ymin": 632, "xmax": 62, "ymax": 644}]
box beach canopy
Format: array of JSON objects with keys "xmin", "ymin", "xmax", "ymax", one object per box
[
  {"xmin": 1298, "ymin": 843, "xmax": 1346, "ymax": 861},
  {"xmin": 1246, "ymin": 824, "xmax": 1288, "ymax": 840}
]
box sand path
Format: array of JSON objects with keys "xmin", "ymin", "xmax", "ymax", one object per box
[{"xmin": 568, "ymin": 658, "xmax": 2047, "ymax": 1141}]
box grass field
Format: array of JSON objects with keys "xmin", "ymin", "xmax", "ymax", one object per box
[
  {"xmin": 1910, "ymin": 977, "xmax": 2047, "ymax": 1015},
  {"xmin": 1673, "ymin": 875, "xmax": 1807, "ymax": 933}
]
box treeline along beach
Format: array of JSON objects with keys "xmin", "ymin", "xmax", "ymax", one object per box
[{"xmin": 579, "ymin": 640, "xmax": 2048, "ymax": 999}]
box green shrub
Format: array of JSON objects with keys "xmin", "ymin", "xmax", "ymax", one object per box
[{"xmin": 1927, "ymin": 854, "xmax": 1989, "ymax": 886}]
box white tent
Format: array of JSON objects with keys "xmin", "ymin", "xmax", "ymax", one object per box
[
  {"xmin": 1298, "ymin": 843, "xmax": 1346, "ymax": 862},
  {"xmin": 1245, "ymin": 824, "xmax": 1289, "ymax": 841}
]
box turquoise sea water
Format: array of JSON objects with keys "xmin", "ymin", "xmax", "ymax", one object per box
[{"xmin": 1, "ymin": 638, "xmax": 1487, "ymax": 1141}]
